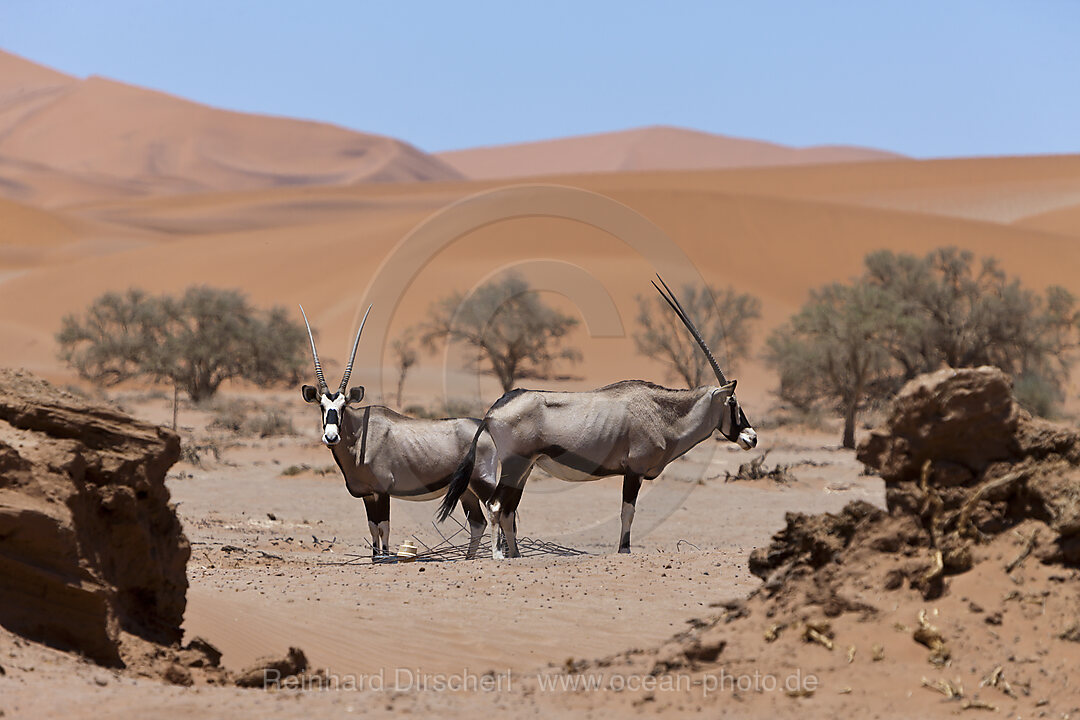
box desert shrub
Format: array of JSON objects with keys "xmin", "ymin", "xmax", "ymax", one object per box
[
  {"xmin": 758, "ymin": 404, "xmax": 829, "ymax": 431},
  {"xmin": 58, "ymin": 286, "xmax": 306, "ymax": 402},
  {"xmin": 248, "ymin": 409, "xmax": 295, "ymax": 438},
  {"xmin": 208, "ymin": 399, "xmax": 248, "ymax": 433},
  {"xmin": 280, "ymin": 464, "xmax": 334, "ymax": 477},
  {"xmin": 403, "ymin": 400, "xmax": 483, "ymax": 419},
  {"xmin": 180, "ymin": 439, "xmax": 222, "ymax": 467},
  {"xmin": 208, "ymin": 399, "xmax": 295, "ymax": 437}
]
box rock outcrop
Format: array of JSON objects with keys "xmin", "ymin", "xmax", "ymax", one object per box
[
  {"xmin": 750, "ymin": 366, "xmax": 1080, "ymax": 602},
  {"xmin": 0, "ymin": 370, "xmax": 187, "ymax": 666}
]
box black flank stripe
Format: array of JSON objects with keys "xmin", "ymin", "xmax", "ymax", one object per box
[
  {"xmin": 391, "ymin": 474, "xmax": 454, "ymax": 497},
  {"xmin": 538, "ymin": 445, "xmax": 621, "ymax": 477}
]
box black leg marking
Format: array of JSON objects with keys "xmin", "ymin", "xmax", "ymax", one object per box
[
  {"xmin": 459, "ymin": 490, "xmax": 488, "ymax": 560},
  {"xmin": 619, "ymin": 473, "xmax": 642, "ymax": 554},
  {"xmin": 492, "ymin": 456, "xmax": 531, "ymax": 559},
  {"xmin": 494, "ymin": 484, "xmax": 523, "ymax": 558},
  {"xmin": 363, "ymin": 493, "xmax": 391, "ymax": 559}
]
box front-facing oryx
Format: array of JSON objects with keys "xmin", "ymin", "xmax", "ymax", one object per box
[
  {"xmin": 437, "ymin": 277, "xmax": 757, "ymax": 558},
  {"xmin": 299, "ymin": 305, "xmax": 500, "ymax": 559}
]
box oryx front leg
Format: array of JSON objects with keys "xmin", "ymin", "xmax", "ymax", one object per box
[
  {"xmin": 619, "ymin": 473, "xmax": 642, "ymax": 554},
  {"xmin": 459, "ymin": 490, "xmax": 488, "ymax": 560},
  {"xmin": 363, "ymin": 493, "xmax": 391, "ymax": 560}
]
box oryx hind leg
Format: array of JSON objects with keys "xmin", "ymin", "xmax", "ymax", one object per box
[
  {"xmin": 363, "ymin": 493, "xmax": 391, "ymax": 561},
  {"xmin": 490, "ymin": 456, "xmax": 531, "ymax": 559},
  {"xmin": 459, "ymin": 489, "xmax": 488, "ymax": 560},
  {"xmin": 619, "ymin": 473, "xmax": 642, "ymax": 554}
]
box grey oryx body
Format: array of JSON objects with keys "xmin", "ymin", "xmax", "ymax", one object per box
[
  {"xmin": 300, "ymin": 306, "xmax": 499, "ymax": 559},
  {"xmin": 438, "ymin": 277, "xmax": 757, "ymax": 558}
]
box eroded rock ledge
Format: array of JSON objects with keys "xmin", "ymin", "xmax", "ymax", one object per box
[{"xmin": 0, "ymin": 369, "xmax": 187, "ymax": 666}]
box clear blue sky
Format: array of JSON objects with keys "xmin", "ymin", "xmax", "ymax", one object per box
[{"xmin": 2, "ymin": 1, "xmax": 1077, "ymax": 158}]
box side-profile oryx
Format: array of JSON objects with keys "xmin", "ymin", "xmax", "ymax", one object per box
[
  {"xmin": 437, "ymin": 277, "xmax": 757, "ymax": 558},
  {"xmin": 299, "ymin": 305, "xmax": 501, "ymax": 559}
]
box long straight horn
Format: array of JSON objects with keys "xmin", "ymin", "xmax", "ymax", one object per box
[
  {"xmin": 338, "ymin": 304, "xmax": 372, "ymax": 393},
  {"xmin": 652, "ymin": 275, "xmax": 728, "ymax": 386},
  {"xmin": 299, "ymin": 305, "xmax": 328, "ymax": 392}
]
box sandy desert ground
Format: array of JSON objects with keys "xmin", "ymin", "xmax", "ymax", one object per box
[
  {"xmin": 2, "ymin": 49, "xmax": 1080, "ymax": 719},
  {"xmin": 1, "ymin": 392, "xmax": 882, "ymax": 718}
]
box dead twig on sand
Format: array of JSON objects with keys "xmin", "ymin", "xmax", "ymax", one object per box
[
  {"xmin": 961, "ymin": 699, "xmax": 998, "ymax": 712},
  {"xmin": 914, "ymin": 610, "xmax": 951, "ymax": 666},
  {"xmin": 956, "ymin": 470, "xmax": 1028, "ymax": 538},
  {"xmin": 724, "ymin": 450, "xmax": 794, "ymax": 483},
  {"xmin": 803, "ymin": 622, "xmax": 834, "ymax": 651},
  {"xmin": 981, "ymin": 665, "xmax": 1017, "ymax": 698},
  {"xmin": 921, "ymin": 676, "xmax": 963, "ymax": 699},
  {"xmin": 1005, "ymin": 528, "xmax": 1039, "ymax": 574}
]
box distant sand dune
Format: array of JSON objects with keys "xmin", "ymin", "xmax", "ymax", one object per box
[
  {"xmin": 437, "ymin": 125, "xmax": 903, "ymax": 179},
  {"xmin": 0, "ymin": 50, "xmax": 462, "ymax": 207},
  {"xmin": 1014, "ymin": 200, "xmax": 1080, "ymax": 237}
]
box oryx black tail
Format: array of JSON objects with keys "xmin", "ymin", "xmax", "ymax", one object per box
[{"xmin": 436, "ymin": 419, "xmax": 488, "ymax": 522}]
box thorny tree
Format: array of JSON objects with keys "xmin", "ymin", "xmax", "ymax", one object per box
[
  {"xmin": 420, "ymin": 274, "xmax": 581, "ymax": 392},
  {"xmin": 58, "ymin": 286, "xmax": 306, "ymax": 403}
]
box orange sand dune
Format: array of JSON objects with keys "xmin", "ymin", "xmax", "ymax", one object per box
[
  {"xmin": 64, "ymin": 151, "xmax": 1080, "ymax": 237},
  {"xmin": 1, "ymin": 165, "xmax": 1078, "ymax": 412},
  {"xmin": 0, "ymin": 153, "xmax": 152, "ymax": 208},
  {"xmin": 0, "ymin": 48, "xmax": 73, "ymax": 101},
  {"xmin": 87, "ymin": 150, "xmax": 1080, "ymax": 235},
  {"xmin": 0, "ymin": 50, "xmax": 461, "ymax": 207},
  {"xmin": 539, "ymin": 153, "xmax": 1080, "ymax": 225},
  {"xmin": 1014, "ymin": 200, "xmax": 1080, "ymax": 238},
  {"xmin": 0, "ymin": 192, "xmax": 163, "ymax": 271},
  {"xmin": 0, "ymin": 196, "xmax": 78, "ymax": 248},
  {"xmin": 437, "ymin": 125, "xmax": 902, "ymax": 179}
]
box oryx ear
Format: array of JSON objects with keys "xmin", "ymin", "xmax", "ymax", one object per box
[
  {"xmin": 719, "ymin": 380, "xmax": 737, "ymax": 397},
  {"xmin": 347, "ymin": 386, "xmax": 365, "ymax": 404},
  {"xmin": 301, "ymin": 385, "xmax": 319, "ymax": 403}
]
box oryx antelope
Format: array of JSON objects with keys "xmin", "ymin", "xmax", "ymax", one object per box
[
  {"xmin": 299, "ymin": 305, "xmax": 501, "ymax": 559},
  {"xmin": 437, "ymin": 277, "xmax": 757, "ymax": 558}
]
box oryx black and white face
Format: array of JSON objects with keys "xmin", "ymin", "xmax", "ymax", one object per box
[
  {"xmin": 299, "ymin": 303, "xmax": 372, "ymax": 447},
  {"xmin": 302, "ymin": 385, "xmax": 365, "ymax": 445},
  {"xmin": 716, "ymin": 380, "xmax": 757, "ymax": 450}
]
